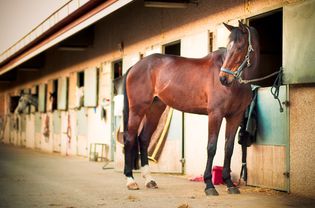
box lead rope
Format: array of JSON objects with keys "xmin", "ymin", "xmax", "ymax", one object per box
[
  {"xmin": 239, "ymin": 68, "xmax": 284, "ymax": 113},
  {"xmin": 238, "ymin": 69, "xmax": 281, "ymax": 84},
  {"xmin": 270, "ymin": 68, "xmax": 284, "ymax": 112}
]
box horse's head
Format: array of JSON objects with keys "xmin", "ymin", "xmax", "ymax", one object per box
[
  {"xmin": 15, "ymin": 94, "xmax": 28, "ymax": 114},
  {"xmin": 219, "ymin": 21, "xmax": 259, "ymax": 86},
  {"xmin": 14, "ymin": 93, "xmax": 38, "ymax": 114}
]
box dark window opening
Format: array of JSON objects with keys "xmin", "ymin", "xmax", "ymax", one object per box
[
  {"xmin": 52, "ymin": 80, "xmax": 58, "ymax": 111},
  {"xmin": 78, "ymin": 71, "xmax": 84, "ymax": 87},
  {"xmin": 164, "ymin": 41, "xmax": 181, "ymax": 56},
  {"xmin": 248, "ymin": 9, "xmax": 283, "ymax": 87},
  {"xmin": 9, "ymin": 96, "xmax": 20, "ymax": 113},
  {"xmin": 113, "ymin": 60, "xmax": 123, "ymax": 79},
  {"xmin": 77, "ymin": 71, "xmax": 85, "ymax": 107},
  {"xmin": 209, "ymin": 32, "xmax": 214, "ymax": 53}
]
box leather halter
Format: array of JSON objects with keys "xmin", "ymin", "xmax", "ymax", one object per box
[{"xmin": 220, "ymin": 27, "xmax": 254, "ymax": 80}]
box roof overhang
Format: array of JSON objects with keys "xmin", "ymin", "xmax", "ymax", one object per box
[{"xmin": 0, "ymin": 0, "xmax": 134, "ymax": 76}]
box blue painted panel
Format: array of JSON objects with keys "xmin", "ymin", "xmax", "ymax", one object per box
[{"xmin": 256, "ymin": 86, "xmax": 288, "ymax": 145}]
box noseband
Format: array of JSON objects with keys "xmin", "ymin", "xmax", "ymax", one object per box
[{"xmin": 220, "ymin": 27, "xmax": 254, "ymax": 80}]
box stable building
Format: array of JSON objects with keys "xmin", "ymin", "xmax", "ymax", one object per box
[{"xmin": 0, "ymin": 0, "xmax": 314, "ymax": 198}]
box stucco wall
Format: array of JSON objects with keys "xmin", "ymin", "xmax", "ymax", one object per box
[{"xmin": 290, "ymin": 84, "xmax": 315, "ymax": 198}]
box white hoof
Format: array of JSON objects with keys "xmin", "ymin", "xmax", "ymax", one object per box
[{"xmin": 141, "ymin": 165, "xmax": 158, "ymax": 189}]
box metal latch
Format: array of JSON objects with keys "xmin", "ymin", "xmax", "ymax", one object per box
[
  {"xmin": 282, "ymin": 101, "xmax": 290, "ymax": 107},
  {"xmin": 283, "ymin": 172, "xmax": 290, "ymax": 178}
]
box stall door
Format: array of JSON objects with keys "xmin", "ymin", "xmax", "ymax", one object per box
[
  {"xmin": 76, "ymin": 108, "xmax": 88, "ymax": 156},
  {"xmin": 57, "ymin": 77, "xmax": 68, "ymax": 110},
  {"xmin": 247, "ymin": 86, "xmax": 289, "ymax": 191},
  {"xmin": 38, "ymin": 84, "xmax": 46, "ymax": 113},
  {"xmin": 100, "ymin": 62, "xmax": 114, "ymax": 159},
  {"xmin": 84, "ymin": 67, "xmax": 98, "ymax": 107},
  {"xmin": 34, "ymin": 113, "xmax": 41, "ymax": 149},
  {"xmin": 181, "ymin": 31, "xmax": 210, "ymax": 176},
  {"xmin": 283, "ymin": 0, "xmax": 315, "ymax": 84},
  {"xmin": 53, "ymin": 111, "xmax": 61, "ymax": 152}
]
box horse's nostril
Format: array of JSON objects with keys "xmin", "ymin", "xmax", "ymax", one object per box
[{"xmin": 220, "ymin": 76, "xmax": 228, "ymax": 85}]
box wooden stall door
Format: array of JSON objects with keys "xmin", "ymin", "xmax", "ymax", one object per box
[
  {"xmin": 283, "ymin": 1, "xmax": 315, "ymax": 84},
  {"xmin": 99, "ymin": 62, "xmax": 113, "ymax": 159},
  {"xmin": 84, "ymin": 67, "xmax": 98, "ymax": 107},
  {"xmin": 76, "ymin": 108, "xmax": 88, "ymax": 156},
  {"xmin": 247, "ymin": 86, "xmax": 289, "ymax": 191},
  {"xmin": 181, "ymin": 31, "xmax": 209, "ymax": 176},
  {"xmin": 34, "ymin": 113, "xmax": 41, "ymax": 149},
  {"xmin": 53, "ymin": 111, "xmax": 61, "ymax": 152}
]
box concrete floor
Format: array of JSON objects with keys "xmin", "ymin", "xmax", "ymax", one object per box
[{"xmin": 0, "ymin": 144, "xmax": 314, "ymax": 208}]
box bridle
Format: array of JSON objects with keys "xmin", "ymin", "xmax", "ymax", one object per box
[{"xmin": 220, "ymin": 27, "xmax": 254, "ymax": 80}]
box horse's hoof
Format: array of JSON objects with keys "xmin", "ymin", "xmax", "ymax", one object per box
[
  {"xmin": 205, "ymin": 188, "xmax": 219, "ymax": 196},
  {"xmin": 227, "ymin": 187, "xmax": 240, "ymax": 194},
  {"xmin": 146, "ymin": 180, "xmax": 158, "ymax": 189},
  {"xmin": 127, "ymin": 182, "xmax": 140, "ymax": 190}
]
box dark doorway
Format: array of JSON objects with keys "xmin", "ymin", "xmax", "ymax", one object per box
[
  {"xmin": 164, "ymin": 41, "xmax": 181, "ymax": 56},
  {"xmin": 113, "ymin": 60, "xmax": 123, "ymax": 79},
  {"xmin": 248, "ymin": 9, "xmax": 282, "ymax": 87},
  {"xmin": 52, "ymin": 79, "xmax": 58, "ymax": 111},
  {"xmin": 78, "ymin": 71, "xmax": 84, "ymax": 87}
]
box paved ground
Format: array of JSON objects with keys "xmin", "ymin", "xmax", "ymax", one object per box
[{"xmin": 0, "ymin": 144, "xmax": 314, "ymax": 208}]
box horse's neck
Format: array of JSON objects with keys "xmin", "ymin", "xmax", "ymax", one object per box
[
  {"xmin": 30, "ymin": 96, "xmax": 38, "ymax": 107},
  {"xmin": 206, "ymin": 48, "xmax": 227, "ymax": 71}
]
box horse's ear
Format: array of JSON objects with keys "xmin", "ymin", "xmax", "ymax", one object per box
[
  {"xmin": 223, "ymin": 23, "xmax": 235, "ymax": 32},
  {"xmin": 238, "ymin": 20, "xmax": 247, "ymax": 33}
]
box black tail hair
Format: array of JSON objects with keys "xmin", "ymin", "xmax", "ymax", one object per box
[
  {"xmin": 123, "ymin": 68, "xmax": 140, "ymax": 170},
  {"xmin": 123, "ymin": 67, "xmax": 131, "ymax": 133}
]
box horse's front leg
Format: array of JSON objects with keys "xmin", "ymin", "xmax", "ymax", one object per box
[
  {"xmin": 204, "ymin": 113, "xmax": 223, "ymax": 196},
  {"xmin": 223, "ymin": 112, "xmax": 244, "ymax": 194}
]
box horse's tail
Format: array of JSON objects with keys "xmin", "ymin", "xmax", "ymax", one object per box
[
  {"xmin": 123, "ymin": 67, "xmax": 140, "ymax": 170},
  {"xmin": 123, "ymin": 68, "xmax": 130, "ymax": 133}
]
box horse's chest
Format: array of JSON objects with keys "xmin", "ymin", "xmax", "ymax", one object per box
[{"xmin": 208, "ymin": 88, "xmax": 251, "ymax": 115}]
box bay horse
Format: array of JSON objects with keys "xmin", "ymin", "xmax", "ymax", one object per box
[{"xmin": 123, "ymin": 21, "xmax": 259, "ymax": 195}]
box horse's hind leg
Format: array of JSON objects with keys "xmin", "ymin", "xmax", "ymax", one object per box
[
  {"xmin": 124, "ymin": 108, "xmax": 147, "ymax": 190},
  {"xmin": 139, "ymin": 97, "xmax": 166, "ymax": 188},
  {"xmin": 223, "ymin": 112, "xmax": 244, "ymax": 194}
]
